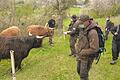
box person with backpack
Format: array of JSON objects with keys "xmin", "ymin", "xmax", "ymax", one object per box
[
  {"xmin": 105, "ymin": 16, "xmax": 114, "ymax": 40},
  {"xmin": 74, "ymin": 15, "xmax": 99, "ymax": 80},
  {"xmin": 110, "ymin": 25, "xmax": 120, "ymax": 64}
]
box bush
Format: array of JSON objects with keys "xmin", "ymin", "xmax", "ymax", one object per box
[
  {"xmin": 87, "ymin": 0, "xmax": 120, "ymax": 17},
  {"xmin": 108, "ymin": 3, "xmax": 120, "ymax": 16}
]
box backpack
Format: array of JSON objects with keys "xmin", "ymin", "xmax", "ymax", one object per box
[{"xmin": 86, "ymin": 26, "xmax": 105, "ymax": 64}]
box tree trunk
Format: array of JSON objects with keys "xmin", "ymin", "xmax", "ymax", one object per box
[
  {"xmin": 57, "ymin": 14, "xmax": 63, "ymax": 36},
  {"xmin": 10, "ymin": 0, "xmax": 16, "ymax": 26}
]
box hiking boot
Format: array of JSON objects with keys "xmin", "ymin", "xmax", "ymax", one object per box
[{"xmin": 110, "ymin": 60, "xmax": 117, "ymax": 65}]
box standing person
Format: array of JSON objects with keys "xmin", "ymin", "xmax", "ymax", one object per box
[
  {"xmin": 110, "ymin": 25, "xmax": 120, "ymax": 64},
  {"xmin": 67, "ymin": 15, "xmax": 78, "ymax": 57},
  {"xmin": 45, "ymin": 15, "xmax": 56, "ymax": 46},
  {"xmin": 74, "ymin": 15, "xmax": 99, "ymax": 80},
  {"xmin": 105, "ymin": 16, "xmax": 114, "ymax": 40}
]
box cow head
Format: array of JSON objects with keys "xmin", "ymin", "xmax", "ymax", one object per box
[{"xmin": 33, "ymin": 36, "xmax": 44, "ymax": 48}]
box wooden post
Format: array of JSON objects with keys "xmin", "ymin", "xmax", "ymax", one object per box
[{"xmin": 10, "ymin": 50, "xmax": 16, "ymax": 80}]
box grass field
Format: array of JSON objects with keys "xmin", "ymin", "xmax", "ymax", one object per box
[{"xmin": 0, "ymin": 8, "xmax": 120, "ymax": 80}]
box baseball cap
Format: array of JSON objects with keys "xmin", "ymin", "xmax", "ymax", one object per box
[
  {"xmin": 71, "ymin": 15, "xmax": 77, "ymax": 19},
  {"xmin": 79, "ymin": 15, "xmax": 90, "ymax": 22}
]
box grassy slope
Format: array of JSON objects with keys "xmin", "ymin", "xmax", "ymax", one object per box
[{"xmin": 0, "ymin": 8, "xmax": 120, "ymax": 80}]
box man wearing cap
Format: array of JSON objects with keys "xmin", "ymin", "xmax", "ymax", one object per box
[
  {"xmin": 66, "ymin": 15, "xmax": 79, "ymax": 56},
  {"xmin": 105, "ymin": 16, "xmax": 114, "ymax": 40},
  {"xmin": 73, "ymin": 15, "xmax": 99, "ymax": 80}
]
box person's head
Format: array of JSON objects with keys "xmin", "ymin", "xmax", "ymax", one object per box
[
  {"xmin": 79, "ymin": 15, "xmax": 91, "ymax": 28},
  {"xmin": 71, "ymin": 15, "xmax": 77, "ymax": 22},
  {"xmin": 106, "ymin": 16, "xmax": 110, "ymax": 21}
]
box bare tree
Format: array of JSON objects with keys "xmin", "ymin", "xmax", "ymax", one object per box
[
  {"xmin": 0, "ymin": 0, "xmax": 10, "ymax": 10},
  {"xmin": 51, "ymin": 0, "xmax": 76, "ymax": 35},
  {"xmin": 10, "ymin": 0, "xmax": 16, "ymax": 26},
  {"xmin": 89, "ymin": 0, "xmax": 120, "ymax": 17}
]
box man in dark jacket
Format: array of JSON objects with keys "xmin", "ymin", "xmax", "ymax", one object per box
[
  {"xmin": 45, "ymin": 15, "xmax": 56, "ymax": 46},
  {"xmin": 110, "ymin": 25, "xmax": 120, "ymax": 64},
  {"xmin": 105, "ymin": 16, "xmax": 114, "ymax": 40},
  {"xmin": 74, "ymin": 15, "xmax": 99, "ymax": 80},
  {"xmin": 64, "ymin": 15, "xmax": 78, "ymax": 56}
]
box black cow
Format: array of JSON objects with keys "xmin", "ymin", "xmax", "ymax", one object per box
[{"xmin": 0, "ymin": 36, "xmax": 44, "ymax": 71}]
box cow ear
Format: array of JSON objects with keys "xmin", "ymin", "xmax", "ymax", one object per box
[{"xmin": 36, "ymin": 36, "xmax": 44, "ymax": 39}]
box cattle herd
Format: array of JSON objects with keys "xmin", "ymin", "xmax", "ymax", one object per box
[{"xmin": 0, "ymin": 25, "xmax": 54, "ymax": 72}]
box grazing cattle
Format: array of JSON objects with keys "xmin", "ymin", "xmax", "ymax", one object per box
[
  {"xmin": 0, "ymin": 26, "xmax": 21, "ymax": 37},
  {"xmin": 27, "ymin": 25, "xmax": 54, "ymax": 37},
  {"xmin": 0, "ymin": 36, "xmax": 44, "ymax": 71}
]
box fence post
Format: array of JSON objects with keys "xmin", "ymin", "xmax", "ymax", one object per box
[{"xmin": 10, "ymin": 50, "xmax": 16, "ymax": 80}]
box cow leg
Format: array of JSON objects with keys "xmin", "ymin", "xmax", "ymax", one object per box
[
  {"xmin": 14, "ymin": 61, "xmax": 19, "ymax": 72},
  {"xmin": 14, "ymin": 58, "xmax": 22, "ymax": 72},
  {"xmin": 18, "ymin": 59, "xmax": 22, "ymax": 70},
  {"xmin": 16, "ymin": 57, "xmax": 23, "ymax": 70}
]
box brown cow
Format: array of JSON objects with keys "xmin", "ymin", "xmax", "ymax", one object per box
[
  {"xmin": 0, "ymin": 26, "xmax": 21, "ymax": 37},
  {"xmin": 27, "ymin": 25, "xmax": 54, "ymax": 45}
]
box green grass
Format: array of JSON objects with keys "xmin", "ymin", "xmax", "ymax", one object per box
[{"xmin": 68, "ymin": 7, "xmax": 81, "ymax": 15}]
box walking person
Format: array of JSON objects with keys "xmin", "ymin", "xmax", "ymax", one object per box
[{"xmin": 110, "ymin": 25, "xmax": 120, "ymax": 64}]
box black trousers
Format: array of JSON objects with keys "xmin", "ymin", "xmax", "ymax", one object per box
[
  {"xmin": 112, "ymin": 39, "xmax": 120, "ymax": 60},
  {"xmin": 77, "ymin": 56, "xmax": 94, "ymax": 80},
  {"xmin": 105, "ymin": 30, "xmax": 110, "ymax": 40}
]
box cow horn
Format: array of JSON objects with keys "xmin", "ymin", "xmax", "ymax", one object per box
[
  {"xmin": 36, "ymin": 36, "xmax": 44, "ymax": 38},
  {"xmin": 29, "ymin": 32, "xmax": 33, "ymax": 36}
]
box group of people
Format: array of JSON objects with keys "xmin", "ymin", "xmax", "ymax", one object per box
[
  {"xmin": 46, "ymin": 14, "xmax": 120, "ymax": 80},
  {"xmin": 104, "ymin": 16, "xmax": 120, "ymax": 64},
  {"xmin": 65, "ymin": 14, "xmax": 120, "ymax": 80}
]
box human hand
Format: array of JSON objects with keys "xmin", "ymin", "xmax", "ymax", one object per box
[
  {"xmin": 64, "ymin": 32, "xmax": 68, "ymax": 35},
  {"xmin": 105, "ymin": 28, "xmax": 107, "ymax": 31},
  {"xmin": 114, "ymin": 32, "xmax": 118, "ymax": 35}
]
